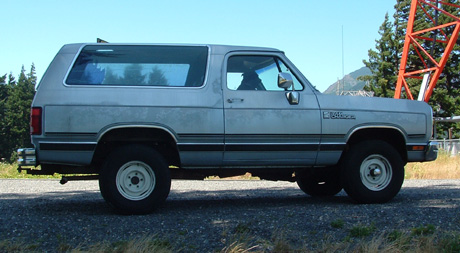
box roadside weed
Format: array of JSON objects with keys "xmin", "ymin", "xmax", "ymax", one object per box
[
  {"xmin": 411, "ymin": 224, "xmax": 436, "ymax": 236},
  {"xmin": 330, "ymin": 218, "xmax": 345, "ymax": 229},
  {"xmin": 349, "ymin": 223, "xmax": 376, "ymax": 238}
]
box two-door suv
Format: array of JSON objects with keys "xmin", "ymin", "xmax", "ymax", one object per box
[{"xmin": 18, "ymin": 43, "xmax": 438, "ymax": 214}]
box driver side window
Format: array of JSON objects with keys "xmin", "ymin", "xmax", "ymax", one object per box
[{"xmin": 227, "ymin": 55, "xmax": 303, "ymax": 91}]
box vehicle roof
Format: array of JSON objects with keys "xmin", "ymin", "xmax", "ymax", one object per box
[{"xmin": 60, "ymin": 43, "xmax": 283, "ymax": 55}]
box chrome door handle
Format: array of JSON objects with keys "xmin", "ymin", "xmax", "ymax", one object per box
[{"xmin": 227, "ymin": 98, "xmax": 244, "ymax": 103}]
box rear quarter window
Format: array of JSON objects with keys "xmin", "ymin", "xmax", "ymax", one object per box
[{"xmin": 66, "ymin": 45, "xmax": 208, "ymax": 87}]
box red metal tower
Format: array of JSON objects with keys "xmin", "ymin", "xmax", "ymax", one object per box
[{"xmin": 395, "ymin": 0, "xmax": 460, "ymax": 102}]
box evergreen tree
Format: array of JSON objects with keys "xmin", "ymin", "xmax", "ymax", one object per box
[
  {"xmin": 0, "ymin": 73, "xmax": 16, "ymax": 160},
  {"xmin": 147, "ymin": 66, "xmax": 168, "ymax": 86},
  {"xmin": 123, "ymin": 64, "xmax": 146, "ymax": 85},
  {"xmin": 7, "ymin": 73, "xmax": 16, "ymax": 86},
  {"xmin": 2, "ymin": 65, "xmax": 36, "ymax": 161},
  {"xmin": 103, "ymin": 67, "xmax": 121, "ymax": 85},
  {"xmin": 0, "ymin": 74, "xmax": 6, "ymax": 111},
  {"xmin": 428, "ymin": 1, "xmax": 460, "ymax": 137},
  {"xmin": 0, "ymin": 74, "xmax": 7, "ymax": 103},
  {"xmin": 363, "ymin": 0, "xmax": 460, "ymax": 138},
  {"xmin": 0, "ymin": 74, "xmax": 6, "ymax": 93},
  {"xmin": 27, "ymin": 63, "xmax": 37, "ymax": 87},
  {"xmin": 360, "ymin": 13, "xmax": 398, "ymax": 98},
  {"xmin": 0, "ymin": 74, "xmax": 8, "ymax": 160}
]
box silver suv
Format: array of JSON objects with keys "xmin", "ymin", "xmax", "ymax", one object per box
[{"xmin": 18, "ymin": 43, "xmax": 438, "ymax": 214}]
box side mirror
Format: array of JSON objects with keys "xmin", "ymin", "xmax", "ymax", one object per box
[
  {"xmin": 278, "ymin": 72, "xmax": 299, "ymax": 105},
  {"xmin": 278, "ymin": 72, "xmax": 293, "ymax": 89}
]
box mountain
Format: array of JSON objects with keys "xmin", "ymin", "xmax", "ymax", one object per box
[{"xmin": 323, "ymin": 67, "xmax": 371, "ymax": 94}]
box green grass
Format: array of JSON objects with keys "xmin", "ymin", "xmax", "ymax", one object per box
[
  {"xmin": 349, "ymin": 223, "xmax": 376, "ymax": 238},
  {"xmin": 412, "ymin": 224, "xmax": 436, "ymax": 236},
  {"xmin": 0, "ymin": 162, "xmax": 59, "ymax": 179},
  {"xmin": 330, "ymin": 218, "xmax": 345, "ymax": 229}
]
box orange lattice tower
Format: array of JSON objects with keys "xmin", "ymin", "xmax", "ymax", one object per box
[{"xmin": 395, "ymin": 0, "xmax": 460, "ymax": 102}]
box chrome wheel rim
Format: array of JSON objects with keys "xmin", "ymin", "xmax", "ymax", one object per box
[
  {"xmin": 360, "ymin": 155, "xmax": 392, "ymax": 191},
  {"xmin": 116, "ymin": 161, "xmax": 156, "ymax": 201}
]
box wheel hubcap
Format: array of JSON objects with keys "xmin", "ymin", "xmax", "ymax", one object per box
[
  {"xmin": 360, "ymin": 155, "xmax": 392, "ymax": 191},
  {"xmin": 116, "ymin": 161, "xmax": 156, "ymax": 201},
  {"xmin": 370, "ymin": 168, "xmax": 382, "ymax": 177}
]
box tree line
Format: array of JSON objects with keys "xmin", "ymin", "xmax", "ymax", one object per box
[
  {"xmin": 361, "ymin": 0, "xmax": 460, "ymax": 138},
  {"xmin": 0, "ymin": 64, "xmax": 36, "ymax": 162}
]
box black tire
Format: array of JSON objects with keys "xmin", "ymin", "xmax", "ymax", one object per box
[
  {"xmin": 296, "ymin": 167, "xmax": 343, "ymax": 197},
  {"xmin": 99, "ymin": 144, "xmax": 171, "ymax": 214},
  {"xmin": 341, "ymin": 140, "xmax": 404, "ymax": 204}
]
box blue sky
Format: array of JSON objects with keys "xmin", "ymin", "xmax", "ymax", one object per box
[{"xmin": 1, "ymin": 0, "xmax": 396, "ymax": 92}]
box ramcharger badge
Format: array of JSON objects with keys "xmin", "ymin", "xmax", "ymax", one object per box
[{"xmin": 323, "ymin": 111, "xmax": 356, "ymax": 120}]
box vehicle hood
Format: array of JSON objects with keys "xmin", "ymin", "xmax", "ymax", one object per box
[
  {"xmin": 316, "ymin": 94, "xmax": 432, "ymax": 114},
  {"xmin": 316, "ymin": 94, "xmax": 433, "ymax": 138}
]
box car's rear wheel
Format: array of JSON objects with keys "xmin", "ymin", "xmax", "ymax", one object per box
[
  {"xmin": 99, "ymin": 144, "xmax": 171, "ymax": 214},
  {"xmin": 296, "ymin": 167, "xmax": 343, "ymax": 196}
]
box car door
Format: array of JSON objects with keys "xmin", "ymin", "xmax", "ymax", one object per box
[{"xmin": 223, "ymin": 52, "xmax": 321, "ymax": 166}]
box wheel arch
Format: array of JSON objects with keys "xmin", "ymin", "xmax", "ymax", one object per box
[
  {"xmin": 92, "ymin": 125, "xmax": 180, "ymax": 168},
  {"xmin": 345, "ymin": 126, "xmax": 408, "ymax": 163}
]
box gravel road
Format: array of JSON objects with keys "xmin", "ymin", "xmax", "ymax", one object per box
[{"xmin": 1, "ymin": 179, "xmax": 459, "ymax": 251}]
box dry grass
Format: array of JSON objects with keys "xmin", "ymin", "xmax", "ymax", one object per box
[
  {"xmin": 405, "ymin": 150, "xmax": 460, "ymax": 179},
  {"xmin": 206, "ymin": 172, "xmax": 260, "ymax": 180},
  {"xmin": 72, "ymin": 235, "xmax": 173, "ymax": 253},
  {"xmin": 0, "ymin": 162, "xmax": 28, "ymax": 178},
  {"xmin": 0, "ymin": 162, "xmax": 57, "ymax": 179},
  {"xmin": 3, "ymin": 231, "xmax": 458, "ymax": 252}
]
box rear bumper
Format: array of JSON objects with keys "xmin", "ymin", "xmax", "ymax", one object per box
[{"xmin": 17, "ymin": 148, "xmax": 36, "ymax": 167}]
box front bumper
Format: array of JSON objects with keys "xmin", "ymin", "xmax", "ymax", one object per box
[
  {"xmin": 407, "ymin": 141, "xmax": 438, "ymax": 162},
  {"xmin": 425, "ymin": 141, "xmax": 439, "ymax": 161}
]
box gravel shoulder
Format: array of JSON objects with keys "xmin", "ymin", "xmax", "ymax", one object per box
[{"xmin": 1, "ymin": 179, "xmax": 459, "ymax": 251}]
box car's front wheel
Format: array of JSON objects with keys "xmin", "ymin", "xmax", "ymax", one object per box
[{"xmin": 341, "ymin": 140, "xmax": 404, "ymax": 203}]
